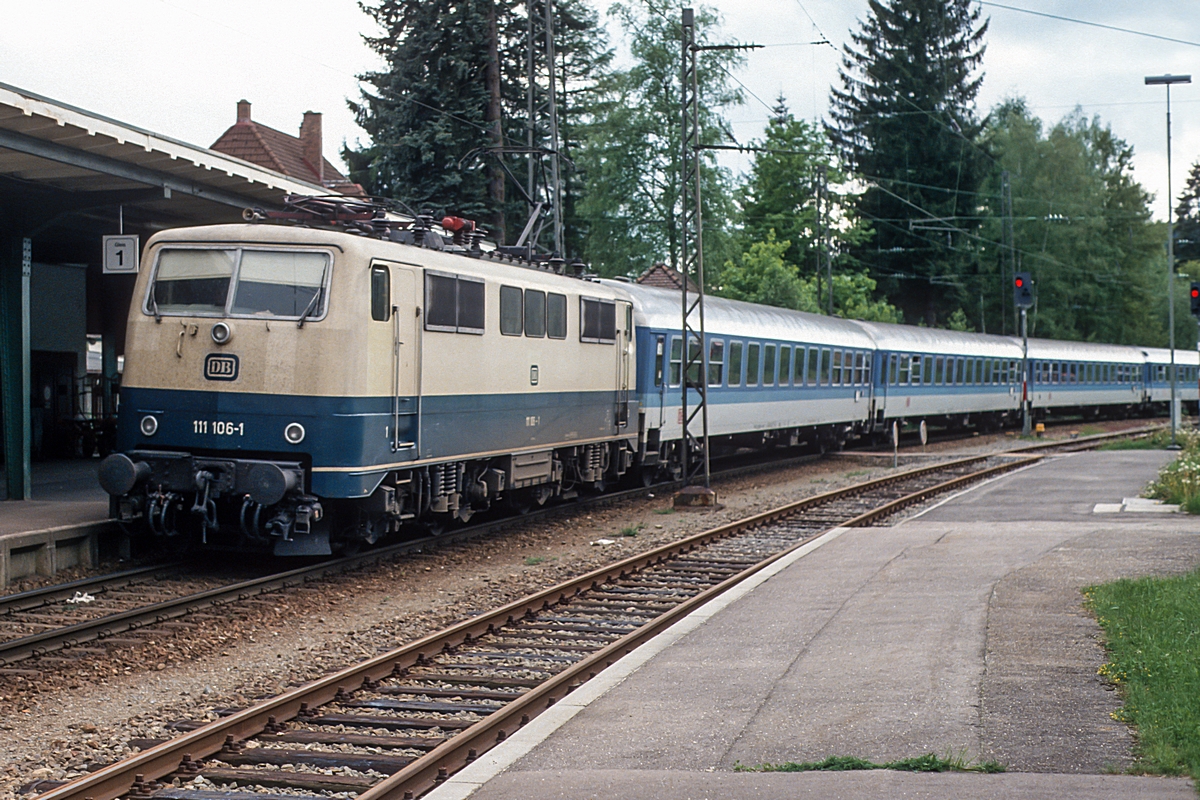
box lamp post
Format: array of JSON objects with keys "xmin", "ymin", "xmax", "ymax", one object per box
[{"xmin": 1145, "ymin": 73, "xmax": 1191, "ymax": 447}]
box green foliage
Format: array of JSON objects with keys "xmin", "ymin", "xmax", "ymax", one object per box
[
  {"xmin": 619, "ymin": 524, "xmax": 642, "ymax": 537},
  {"xmin": 717, "ymin": 231, "xmax": 901, "ymax": 322},
  {"xmin": 573, "ymin": 1, "xmax": 742, "ymax": 277},
  {"xmin": 1087, "ymin": 568, "xmax": 1200, "ymax": 780},
  {"xmin": 738, "ymin": 752, "xmax": 1004, "ymax": 773},
  {"xmin": 828, "ymin": 0, "xmax": 990, "ymax": 326},
  {"xmin": 977, "ymin": 100, "xmax": 1174, "ymax": 346},
  {"xmin": 1145, "ymin": 429, "xmax": 1200, "ymax": 512},
  {"xmin": 945, "ymin": 308, "xmax": 973, "ymax": 332}
]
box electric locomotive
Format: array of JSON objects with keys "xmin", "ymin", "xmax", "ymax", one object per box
[{"xmin": 99, "ymin": 204, "xmax": 638, "ymax": 555}]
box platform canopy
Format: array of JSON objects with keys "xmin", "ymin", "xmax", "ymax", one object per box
[{"xmin": 0, "ymin": 82, "xmax": 330, "ymax": 501}]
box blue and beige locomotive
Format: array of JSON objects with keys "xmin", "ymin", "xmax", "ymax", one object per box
[
  {"xmin": 99, "ymin": 198, "xmax": 1200, "ymax": 555},
  {"xmin": 99, "ymin": 205, "xmax": 638, "ymax": 555}
]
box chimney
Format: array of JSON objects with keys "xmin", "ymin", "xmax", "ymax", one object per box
[
  {"xmin": 237, "ymin": 99, "xmax": 251, "ymax": 124},
  {"xmin": 300, "ymin": 111, "xmax": 324, "ymax": 184}
]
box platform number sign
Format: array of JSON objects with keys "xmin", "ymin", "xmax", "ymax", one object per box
[{"xmin": 102, "ymin": 235, "xmax": 139, "ymax": 274}]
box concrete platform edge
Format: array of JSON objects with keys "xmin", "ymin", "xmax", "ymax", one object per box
[
  {"xmin": 424, "ymin": 526, "xmax": 854, "ymax": 800},
  {"xmin": 0, "ymin": 519, "xmax": 117, "ymax": 587}
]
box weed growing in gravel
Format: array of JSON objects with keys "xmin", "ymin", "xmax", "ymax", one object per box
[
  {"xmin": 654, "ymin": 507, "xmax": 675, "ymax": 515},
  {"xmin": 523, "ymin": 556, "xmax": 556, "ymax": 566},
  {"xmin": 1086, "ymin": 568, "xmax": 1200, "ymax": 782},
  {"xmin": 736, "ymin": 752, "xmax": 1005, "ymax": 773},
  {"xmin": 619, "ymin": 524, "xmax": 643, "ymax": 537}
]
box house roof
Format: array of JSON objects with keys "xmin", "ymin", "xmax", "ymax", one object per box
[
  {"xmin": 637, "ymin": 263, "xmax": 698, "ymax": 292},
  {"xmin": 211, "ymin": 121, "xmax": 348, "ymax": 188}
]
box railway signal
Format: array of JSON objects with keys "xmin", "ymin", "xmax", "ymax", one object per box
[
  {"xmin": 1190, "ymin": 282, "xmax": 1200, "ymax": 317},
  {"xmin": 1013, "ymin": 272, "xmax": 1034, "ymax": 309}
]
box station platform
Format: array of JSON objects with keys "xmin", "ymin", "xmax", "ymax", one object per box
[
  {"xmin": 0, "ymin": 458, "xmax": 109, "ymax": 532},
  {"xmin": 0, "ymin": 459, "xmax": 113, "ymax": 586},
  {"xmin": 433, "ymin": 450, "xmax": 1199, "ymax": 800}
]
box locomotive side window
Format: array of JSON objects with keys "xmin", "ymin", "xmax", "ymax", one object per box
[
  {"xmin": 152, "ymin": 249, "xmax": 235, "ymax": 314},
  {"xmin": 425, "ymin": 272, "xmax": 485, "ymax": 334},
  {"xmin": 708, "ymin": 340, "xmax": 724, "ymax": 386},
  {"xmin": 547, "ymin": 293, "xmax": 567, "ymax": 338},
  {"xmin": 371, "ymin": 266, "xmax": 390, "ymax": 322},
  {"xmin": 425, "ymin": 274, "xmax": 458, "ymax": 330},
  {"xmin": 580, "ymin": 298, "xmax": 616, "ymax": 343},
  {"xmin": 525, "ymin": 290, "xmax": 546, "ymax": 337},
  {"xmin": 500, "ymin": 286, "xmax": 523, "ymax": 335}
]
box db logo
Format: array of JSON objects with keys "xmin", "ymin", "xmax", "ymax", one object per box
[{"xmin": 204, "ymin": 353, "xmax": 239, "ymax": 381}]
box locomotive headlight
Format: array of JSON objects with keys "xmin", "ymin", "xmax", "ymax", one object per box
[
  {"xmin": 140, "ymin": 415, "xmax": 159, "ymax": 437},
  {"xmin": 211, "ymin": 322, "xmax": 232, "ymax": 345},
  {"xmin": 284, "ymin": 422, "xmax": 306, "ymax": 444}
]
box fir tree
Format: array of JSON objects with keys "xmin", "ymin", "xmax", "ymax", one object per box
[
  {"xmin": 347, "ymin": 0, "xmax": 608, "ymax": 248},
  {"xmin": 828, "ymin": 0, "xmax": 989, "ymax": 326}
]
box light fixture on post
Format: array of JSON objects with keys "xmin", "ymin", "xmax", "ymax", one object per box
[{"xmin": 1145, "ymin": 73, "xmax": 1191, "ymax": 448}]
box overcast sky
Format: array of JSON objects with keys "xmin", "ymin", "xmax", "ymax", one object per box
[{"xmin": 2, "ymin": 0, "xmax": 1198, "ymax": 223}]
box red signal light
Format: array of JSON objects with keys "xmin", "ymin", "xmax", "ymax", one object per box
[
  {"xmin": 1192, "ymin": 288, "xmax": 1199, "ymax": 299},
  {"xmin": 1014, "ymin": 277, "xmax": 1024, "ymax": 288}
]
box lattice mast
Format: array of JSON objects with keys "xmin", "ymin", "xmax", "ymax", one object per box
[{"xmin": 679, "ymin": 8, "xmax": 711, "ymax": 487}]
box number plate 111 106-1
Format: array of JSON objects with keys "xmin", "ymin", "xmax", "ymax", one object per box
[{"xmin": 194, "ymin": 420, "xmax": 244, "ymax": 436}]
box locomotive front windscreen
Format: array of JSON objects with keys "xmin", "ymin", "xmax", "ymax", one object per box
[{"xmin": 149, "ymin": 248, "xmax": 330, "ymax": 320}]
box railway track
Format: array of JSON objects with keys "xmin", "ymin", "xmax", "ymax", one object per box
[
  {"xmin": 27, "ymin": 449, "xmax": 1055, "ymax": 800},
  {"xmin": 0, "ymin": 424, "xmax": 1157, "ymax": 672}
]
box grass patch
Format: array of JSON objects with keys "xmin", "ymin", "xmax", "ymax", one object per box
[
  {"xmin": 654, "ymin": 507, "xmax": 675, "ymax": 515},
  {"xmin": 1087, "ymin": 568, "xmax": 1200, "ymax": 781},
  {"xmin": 619, "ymin": 524, "xmax": 642, "ymax": 537},
  {"xmin": 844, "ymin": 470, "xmax": 870, "ymax": 478},
  {"xmin": 523, "ymin": 555, "xmax": 556, "ymax": 566},
  {"xmin": 737, "ymin": 752, "xmax": 1004, "ymax": 774}
]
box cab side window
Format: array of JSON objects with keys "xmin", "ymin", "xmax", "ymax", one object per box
[{"xmin": 371, "ymin": 266, "xmax": 390, "ymax": 322}]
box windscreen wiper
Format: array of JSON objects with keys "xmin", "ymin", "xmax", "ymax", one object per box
[{"xmin": 297, "ymin": 287, "xmax": 322, "ymax": 328}]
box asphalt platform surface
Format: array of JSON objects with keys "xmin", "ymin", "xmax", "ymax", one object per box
[
  {"xmin": 0, "ymin": 459, "xmax": 109, "ymax": 535},
  {"xmin": 435, "ymin": 450, "xmax": 1199, "ymax": 800}
]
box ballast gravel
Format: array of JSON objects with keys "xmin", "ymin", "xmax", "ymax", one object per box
[{"xmin": 0, "ymin": 421, "xmax": 1157, "ymax": 799}]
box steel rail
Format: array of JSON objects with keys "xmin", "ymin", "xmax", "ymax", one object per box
[
  {"xmin": 31, "ymin": 453, "xmax": 1038, "ymax": 800},
  {"xmin": 0, "ymin": 564, "xmax": 177, "ymax": 616}
]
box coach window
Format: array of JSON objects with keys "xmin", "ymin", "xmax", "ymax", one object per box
[
  {"xmin": 728, "ymin": 341, "xmax": 743, "ymax": 386},
  {"xmin": 957, "ymin": 357, "xmax": 966, "ymax": 385},
  {"xmin": 547, "ymin": 293, "xmax": 567, "ymax": 339},
  {"xmin": 851, "ymin": 351, "xmax": 862, "ymax": 385},
  {"xmin": 525, "ymin": 290, "xmax": 546, "ymax": 337},
  {"xmin": 933, "ymin": 356, "xmax": 945, "ymax": 386},
  {"xmin": 864, "ymin": 353, "xmax": 873, "ymax": 385},
  {"xmin": 669, "ymin": 337, "xmax": 683, "ymax": 387},
  {"xmin": 815, "ymin": 348, "xmax": 828, "ymax": 385},
  {"xmin": 500, "ymin": 286, "xmax": 523, "ymax": 335},
  {"xmin": 887, "ymin": 354, "xmax": 897, "ymax": 385},
  {"xmin": 746, "ymin": 343, "xmax": 761, "ymax": 386},
  {"xmin": 654, "ymin": 335, "xmax": 665, "ymax": 386},
  {"xmin": 922, "ymin": 355, "xmax": 933, "ymax": 386},
  {"xmin": 763, "ymin": 344, "xmax": 777, "ymax": 385},
  {"xmin": 780, "ymin": 345, "xmax": 793, "ymax": 385},
  {"xmin": 807, "ymin": 347, "xmax": 820, "ymax": 386},
  {"xmin": 708, "ymin": 340, "xmax": 725, "ymax": 386},
  {"xmin": 687, "ymin": 337, "xmax": 702, "ymax": 385},
  {"xmin": 898, "ymin": 354, "xmax": 910, "ymax": 385},
  {"xmin": 370, "ymin": 265, "xmax": 390, "ymax": 322}
]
